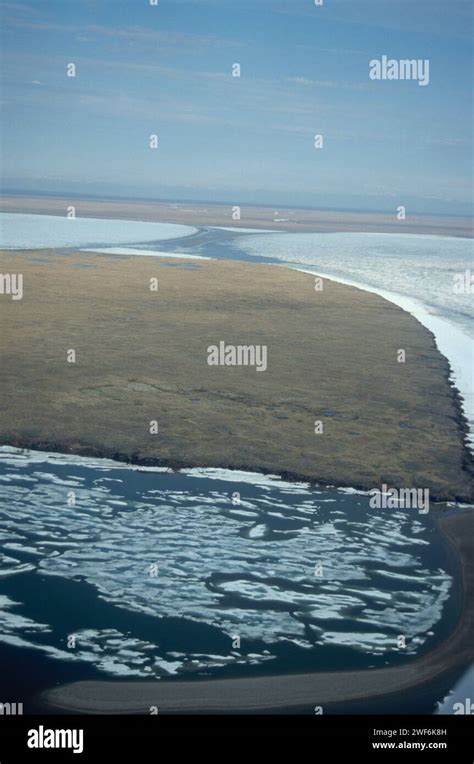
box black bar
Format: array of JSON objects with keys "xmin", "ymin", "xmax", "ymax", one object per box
[{"xmin": 0, "ymin": 715, "xmax": 472, "ymax": 760}]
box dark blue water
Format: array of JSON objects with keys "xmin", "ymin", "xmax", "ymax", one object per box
[{"xmin": 0, "ymin": 447, "xmax": 464, "ymax": 713}]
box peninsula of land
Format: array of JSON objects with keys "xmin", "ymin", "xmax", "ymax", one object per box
[{"xmin": 0, "ymin": 249, "xmax": 472, "ymax": 501}]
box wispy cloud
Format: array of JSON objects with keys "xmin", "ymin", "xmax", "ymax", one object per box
[
  {"xmin": 286, "ymin": 76, "xmax": 371, "ymax": 92},
  {"xmin": 3, "ymin": 17, "xmax": 245, "ymax": 51}
]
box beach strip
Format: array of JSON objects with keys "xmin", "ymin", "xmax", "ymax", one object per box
[{"xmin": 41, "ymin": 510, "xmax": 474, "ymax": 713}]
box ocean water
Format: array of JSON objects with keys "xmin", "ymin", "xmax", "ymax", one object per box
[
  {"xmin": 0, "ymin": 448, "xmax": 460, "ymax": 697},
  {"xmin": 0, "ymin": 213, "xmax": 197, "ymax": 249},
  {"xmin": 0, "ymin": 214, "xmax": 472, "ymax": 712}
]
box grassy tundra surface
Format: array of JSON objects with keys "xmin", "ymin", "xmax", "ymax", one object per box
[{"xmin": 0, "ymin": 249, "xmax": 471, "ymax": 500}]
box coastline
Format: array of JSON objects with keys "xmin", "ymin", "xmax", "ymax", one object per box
[
  {"xmin": 40, "ymin": 509, "xmax": 474, "ymax": 714},
  {"xmin": 293, "ymin": 265, "xmax": 474, "ymax": 450},
  {"xmin": 0, "ymin": 250, "xmax": 472, "ymax": 501}
]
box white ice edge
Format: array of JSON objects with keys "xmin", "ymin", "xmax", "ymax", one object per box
[
  {"xmin": 81, "ymin": 247, "xmax": 210, "ymax": 259},
  {"xmin": 5, "ymin": 446, "xmax": 469, "ymax": 504},
  {"xmin": 208, "ymin": 226, "xmax": 282, "ymax": 233},
  {"xmin": 0, "ymin": 446, "xmax": 356, "ymax": 494}
]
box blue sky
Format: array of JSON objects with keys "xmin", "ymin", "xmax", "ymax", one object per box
[{"xmin": 1, "ymin": 0, "xmax": 472, "ymax": 214}]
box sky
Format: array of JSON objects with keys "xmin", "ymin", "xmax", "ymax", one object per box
[{"xmin": 0, "ymin": 0, "xmax": 473, "ymax": 215}]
